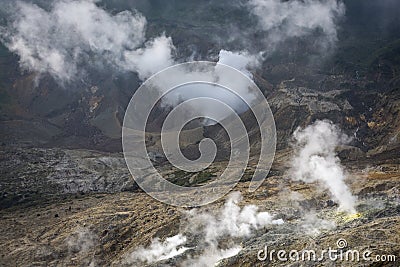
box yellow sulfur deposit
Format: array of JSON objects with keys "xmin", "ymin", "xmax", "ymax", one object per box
[
  {"xmin": 344, "ymin": 212, "xmax": 362, "ymax": 221},
  {"xmin": 336, "ymin": 212, "xmax": 362, "ymax": 223}
]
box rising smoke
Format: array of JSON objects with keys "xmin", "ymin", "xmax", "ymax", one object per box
[
  {"xmin": 0, "ymin": 0, "xmax": 347, "ymax": 85},
  {"xmin": 0, "ymin": 0, "xmax": 175, "ymax": 82},
  {"xmin": 299, "ymin": 211, "xmax": 336, "ymax": 236},
  {"xmin": 217, "ymin": 49, "xmax": 262, "ymax": 78},
  {"xmin": 157, "ymin": 49, "xmax": 261, "ymax": 121},
  {"xmin": 247, "ymin": 0, "xmax": 346, "ymax": 53},
  {"xmin": 129, "ymin": 234, "xmax": 189, "ymax": 264},
  {"xmin": 124, "ymin": 192, "xmax": 284, "ymax": 266},
  {"xmin": 67, "ymin": 227, "xmax": 97, "ymax": 266},
  {"xmin": 289, "ymin": 120, "xmax": 357, "ymax": 214},
  {"xmin": 154, "ymin": 0, "xmax": 347, "ymax": 119}
]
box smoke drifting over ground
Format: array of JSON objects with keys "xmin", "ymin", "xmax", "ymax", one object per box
[
  {"xmin": 299, "ymin": 211, "xmax": 336, "ymax": 236},
  {"xmin": 125, "ymin": 192, "xmax": 284, "ymax": 266},
  {"xmin": 67, "ymin": 227, "xmax": 97, "ymax": 266},
  {"xmin": 0, "ymin": 0, "xmax": 175, "ymax": 82},
  {"xmin": 129, "ymin": 234, "xmax": 189, "ymax": 264},
  {"xmin": 248, "ymin": 0, "xmax": 345, "ymax": 53},
  {"xmin": 157, "ymin": 49, "xmax": 261, "ymax": 123},
  {"xmin": 0, "ymin": 0, "xmax": 348, "ymax": 85},
  {"xmin": 289, "ymin": 120, "xmax": 357, "ymax": 213},
  {"xmin": 217, "ymin": 50, "xmax": 262, "ymax": 78}
]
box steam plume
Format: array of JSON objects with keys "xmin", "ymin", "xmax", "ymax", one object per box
[
  {"xmin": 125, "ymin": 192, "xmax": 283, "ymax": 266},
  {"xmin": 217, "ymin": 49, "xmax": 262, "ymax": 78},
  {"xmin": 129, "ymin": 234, "xmax": 189, "ymax": 264},
  {"xmin": 299, "ymin": 211, "xmax": 336, "ymax": 236},
  {"xmin": 289, "ymin": 120, "xmax": 357, "ymax": 213},
  {"xmin": 247, "ymin": 0, "xmax": 345, "ymax": 52},
  {"xmin": 156, "ymin": 49, "xmax": 262, "ymax": 126},
  {"xmin": 67, "ymin": 227, "xmax": 97, "ymax": 266},
  {"xmin": 0, "ymin": 0, "xmax": 175, "ymax": 82}
]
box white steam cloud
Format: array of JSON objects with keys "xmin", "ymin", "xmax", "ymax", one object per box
[
  {"xmin": 289, "ymin": 120, "xmax": 357, "ymax": 214},
  {"xmin": 217, "ymin": 49, "xmax": 262, "ymax": 78},
  {"xmin": 125, "ymin": 192, "xmax": 283, "ymax": 266},
  {"xmin": 67, "ymin": 227, "xmax": 97, "ymax": 266},
  {"xmin": 156, "ymin": 49, "xmax": 262, "ymax": 126},
  {"xmin": 248, "ymin": 0, "xmax": 345, "ymax": 52},
  {"xmin": 0, "ymin": 0, "xmax": 175, "ymax": 82},
  {"xmin": 299, "ymin": 211, "xmax": 336, "ymax": 236},
  {"xmin": 129, "ymin": 234, "xmax": 189, "ymax": 264}
]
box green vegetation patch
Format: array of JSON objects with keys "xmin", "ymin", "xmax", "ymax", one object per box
[{"xmin": 169, "ymin": 169, "xmax": 216, "ymax": 187}]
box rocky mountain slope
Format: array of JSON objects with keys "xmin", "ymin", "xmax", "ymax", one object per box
[{"xmin": 0, "ymin": 148, "xmax": 398, "ymax": 266}]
